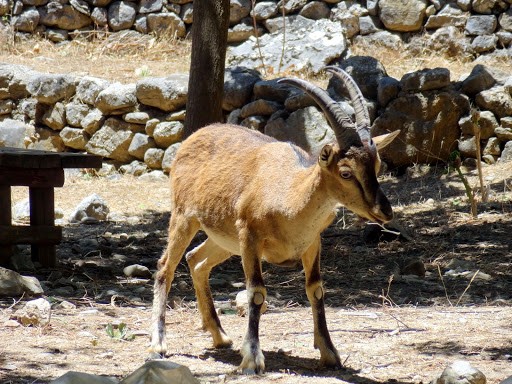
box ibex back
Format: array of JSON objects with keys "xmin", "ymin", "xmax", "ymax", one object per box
[{"xmin": 150, "ymin": 67, "xmax": 399, "ymax": 373}]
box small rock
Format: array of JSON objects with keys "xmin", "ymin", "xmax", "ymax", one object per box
[
  {"xmin": 11, "ymin": 199, "xmax": 31, "ymax": 222},
  {"xmin": 121, "ymin": 360, "xmax": 199, "ymax": 384},
  {"xmin": 432, "ymin": 360, "xmax": 486, "ymax": 384},
  {"xmin": 57, "ymin": 300, "xmax": 77, "ymax": 310},
  {"xmin": 123, "ymin": 264, "xmax": 152, "ymax": 279},
  {"xmin": 177, "ymin": 280, "xmax": 189, "ymax": 291},
  {"xmin": 69, "ymin": 194, "xmax": 109, "ymax": 223},
  {"xmin": 3, "ymin": 319, "xmax": 21, "ymax": 328},
  {"xmin": 79, "ymin": 309, "xmax": 99, "ymax": 316},
  {"xmin": 400, "ymin": 259, "xmax": 426, "ymax": 277},
  {"xmin": 138, "ymin": 170, "xmax": 168, "ymax": 182},
  {"xmin": 50, "ymin": 371, "xmax": 118, "ymax": 384},
  {"xmin": 0, "ymin": 267, "xmax": 44, "ymax": 297},
  {"xmin": 12, "ymin": 298, "xmax": 51, "ymax": 327}
]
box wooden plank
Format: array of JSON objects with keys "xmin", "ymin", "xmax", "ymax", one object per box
[
  {"xmin": 0, "ymin": 225, "xmax": 62, "ymax": 244},
  {"xmin": 0, "ymin": 185, "xmax": 11, "ymax": 225},
  {"xmin": 0, "ymin": 148, "xmax": 61, "ymax": 168},
  {"xmin": 0, "ymin": 148, "xmax": 102, "ymax": 169},
  {"xmin": 0, "ymin": 185, "xmax": 13, "ymax": 266},
  {"xmin": 60, "ymin": 153, "xmax": 102, "ymax": 169},
  {"xmin": 0, "ymin": 168, "xmax": 65, "ymax": 187},
  {"xmin": 0, "ymin": 245, "xmax": 14, "ymax": 267},
  {"xmin": 30, "ymin": 187, "xmax": 57, "ymax": 267}
]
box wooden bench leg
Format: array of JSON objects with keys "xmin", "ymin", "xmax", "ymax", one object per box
[
  {"xmin": 29, "ymin": 187, "xmax": 57, "ymax": 267},
  {"xmin": 0, "ymin": 185, "xmax": 13, "ymax": 267}
]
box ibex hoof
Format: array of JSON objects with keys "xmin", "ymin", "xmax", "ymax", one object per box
[
  {"xmin": 319, "ymin": 355, "xmax": 342, "ymax": 370},
  {"xmin": 238, "ymin": 350, "xmax": 265, "ymax": 374}
]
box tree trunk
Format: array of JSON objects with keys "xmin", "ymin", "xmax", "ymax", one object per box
[{"xmin": 184, "ymin": 0, "xmax": 230, "ymax": 138}]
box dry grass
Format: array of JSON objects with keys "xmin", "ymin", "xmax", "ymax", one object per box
[
  {"xmin": 1, "ymin": 28, "xmax": 511, "ymax": 84},
  {"xmin": 0, "ymin": 30, "xmax": 191, "ymax": 82},
  {"xmin": 350, "ymin": 40, "xmax": 512, "ymax": 81},
  {"xmin": 11, "ymin": 173, "xmax": 171, "ymax": 219}
]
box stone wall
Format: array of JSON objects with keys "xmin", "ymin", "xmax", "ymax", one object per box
[
  {"xmin": 2, "ymin": 0, "xmax": 512, "ymax": 60},
  {"xmin": 1, "ymin": 58, "xmax": 512, "ymax": 174}
]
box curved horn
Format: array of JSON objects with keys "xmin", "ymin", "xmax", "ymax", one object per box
[
  {"xmin": 324, "ymin": 66, "xmax": 371, "ymax": 143},
  {"xmin": 277, "ymin": 77, "xmax": 362, "ymax": 151}
]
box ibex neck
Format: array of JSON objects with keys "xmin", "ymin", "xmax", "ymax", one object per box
[{"xmin": 287, "ymin": 163, "xmax": 337, "ymax": 221}]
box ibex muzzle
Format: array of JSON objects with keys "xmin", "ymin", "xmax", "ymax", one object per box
[{"xmin": 150, "ymin": 67, "xmax": 399, "ymax": 373}]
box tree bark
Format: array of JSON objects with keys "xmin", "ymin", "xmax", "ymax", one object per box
[{"xmin": 184, "ymin": 0, "xmax": 230, "ymax": 138}]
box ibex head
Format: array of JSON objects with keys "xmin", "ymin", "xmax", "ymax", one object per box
[{"xmin": 278, "ymin": 67, "xmax": 399, "ymax": 224}]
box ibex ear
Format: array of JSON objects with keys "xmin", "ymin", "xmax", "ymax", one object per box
[
  {"xmin": 373, "ymin": 130, "xmax": 400, "ymax": 151},
  {"xmin": 318, "ymin": 144, "xmax": 335, "ymax": 168}
]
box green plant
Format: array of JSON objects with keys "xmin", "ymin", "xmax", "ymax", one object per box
[
  {"xmin": 250, "ymin": 0, "xmax": 267, "ymax": 76},
  {"xmin": 448, "ymin": 150, "xmax": 477, "ymax": 217},
  {"xmin": 105, "ymin": 322, "xmax": 134, "ymax": 341},
  {"xmin": 471, "ymin": 109, "xmax": 488, "ymax": 202},
  {"xmin": 135, "ymin": 64, "xmax": 151, "ymax": 77}
]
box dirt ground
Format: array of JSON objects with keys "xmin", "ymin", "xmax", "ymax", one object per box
[
  {"xmin": 1, "ymin": 159, "xmax": 511, "ymax": 384},
  {"xmin": 1, "ymin": 34, "xmax": 512, "ymax": 384}
]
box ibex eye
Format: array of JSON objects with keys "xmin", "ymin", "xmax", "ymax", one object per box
[{"xmin": 340, "ymin": 171, "xmax": 352, "ymax": 179}]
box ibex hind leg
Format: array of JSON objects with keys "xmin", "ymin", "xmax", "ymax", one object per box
[
  {"xmin": 186, "ymin": 238, "xmax": 233, "ymax": 348},
  {"xmin": 149, "ymin": 214, "xmax": 200, "ymax": 358}
]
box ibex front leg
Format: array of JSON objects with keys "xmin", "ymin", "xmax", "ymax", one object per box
[
  {"xmin": 238, "ymin": 228, "xmax": 266, "ymax": 374},
  {"xmin": 302, "ymin": 237, "xmax": 341, "ymax": 368}
]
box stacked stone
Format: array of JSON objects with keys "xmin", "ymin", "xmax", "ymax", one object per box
[
  {"xmin": 1, "ymin": 58, "xmax": 512, "ymax": 172},
  {"xmin": 2, "ymin": 0, "xmax": 512, "ymax": 59},
  {"xmin": 0, "ymin": 63, "xmax": 190, "ymax": 173}
]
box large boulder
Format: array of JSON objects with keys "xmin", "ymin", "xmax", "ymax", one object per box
[
  {"xmin": 265, "ymin": 106, "xmax": 336, "ymax": 156},
  {"xmin": 379, "ymin": 0, "xmax": 427, "ymax": 32},
  {"xmin": 372, "ymin": 90, "xmax": 470, "ymax": 167},
  {"xmin": 136, "ymin": 75, "xmax": 188, "ymax": 112},
  {"xmin": 475, "ymin": 86, "xmax": 512, "ymax": 118},
  {"xmin": 223, "ymin": 66, "xmax": 261, "ymax": 111},
  {"xmin": 26, "ymin": 73, "xmax": 76, "ymax": 104},
  {"xmin": 29, "ymin": 127, "xmax": 66, "ymax": 152},
  {"xmin": 228, "ymin": 15, "xmax": 346, "ymax": 75},
  {"xmin": 85, "ymin": 117, "xmax": 137, "ymax": 162},
  {"xmin": 60, "ymin": 127, "xmax": 89, "ymax": 150},
  {"xmin": 95, "ymin": 83, "xmax": 138, "ymax": 115},
  {"xmin": 42, "ymin": 102, "xmax": 66, "ymax": 130},
  {"xmin": 328, "ymin": 56, "xmax": 388, "ymax": 101},
  {"xmin": 108, "ymin": 1, "xmax": 137, "ymax": 31},
  {"xmin": 39, "ymin": 1, "xmax": 91, "ymax": 30},
  {"xmin": 153, "ymin": 121, "xmax": 184, "ymax": 148},
  {"xmin": 147, "ymin": 12, "xmax": 186, "ymax": 37},
  {"xmin": 0, "ymin": 64, "xmax": 34, "ymax": 100},
  {"xmin": 76, "ymin": 76, "xmax": 110, "ymax": 105},
  {"xmin": 465, "ymin": 15, "xmax": 498, "ymax": 35},
  {"xmin": 400, "ymin": 67, "xmax": 451, "ymax": 92},
  {"xmin": 461, "ymin": 65, "xmax": 496, "ymax": 96},
  {"xmin": 12, "ymin": 7, "xmax": 40, "ymax": 32},
  {"xmin": 0, "ymin": 119, "xmax": 35, "ymax": 148}
]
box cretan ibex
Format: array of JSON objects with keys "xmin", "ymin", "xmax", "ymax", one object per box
[{"xmin": 150, "ymin": 67, "xmax": 399, "ymax": 373}]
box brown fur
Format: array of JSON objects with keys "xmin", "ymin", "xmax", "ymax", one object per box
[{"xmin": 150, "ymin": 123, "xmax": 397, "ymax": 373}]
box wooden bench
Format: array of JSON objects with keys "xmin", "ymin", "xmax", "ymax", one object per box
[{"xmin": 0, "ymin": 147, "xmax": 102, "ymax": 268}]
